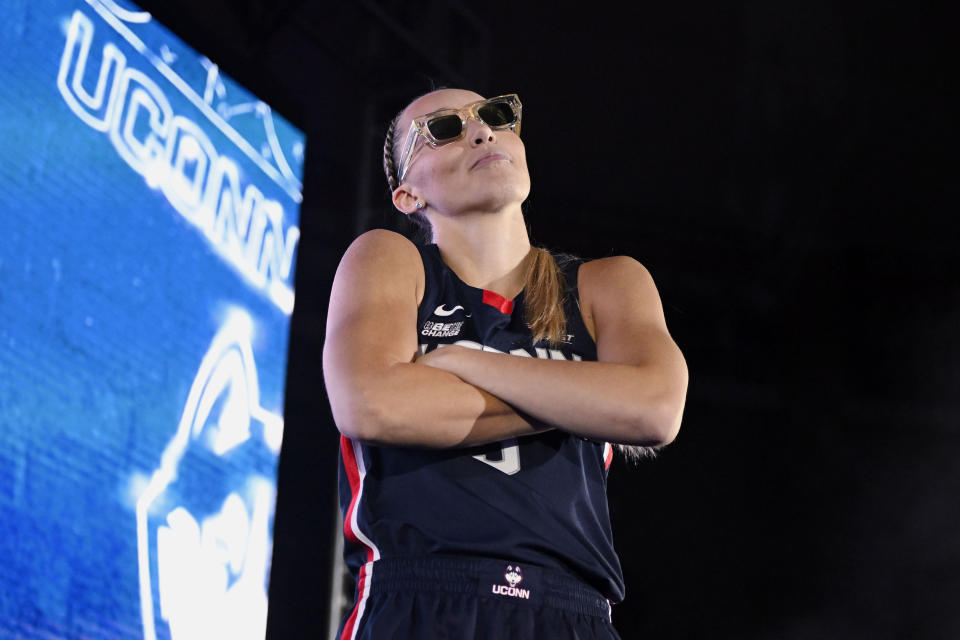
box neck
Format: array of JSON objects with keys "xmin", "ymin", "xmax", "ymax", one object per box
[{"xmin": 430, "ymin": 205, "xmax": 532, "ymax": 299}]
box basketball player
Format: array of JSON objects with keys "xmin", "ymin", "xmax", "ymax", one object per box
[{"xmin": 323, "ymin": 88, "xmax": 688, "ymax": 639}]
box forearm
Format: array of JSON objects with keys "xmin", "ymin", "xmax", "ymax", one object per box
[
  {"xmin": 329, "ymin": 361, "xmax": 548, "ymax": 448},
  {"xmin": 421, "ymin": 346, "xmax": 687, "ymax": 445}
]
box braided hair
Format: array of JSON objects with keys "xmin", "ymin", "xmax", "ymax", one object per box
[
  {"xmin": 382, "ymin": 114, "xmax": 401, "ymax": 192},
  {"xmin": 383, "ymin": 112, "xmax": 431, "ymax": 241}
]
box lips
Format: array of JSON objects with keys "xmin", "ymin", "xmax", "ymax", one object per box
[{"xmin": 470, "ymin": 152, "xmax": 509, "ymax": 170}]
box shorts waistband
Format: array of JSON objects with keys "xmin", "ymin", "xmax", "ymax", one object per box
[{"xmin": 366, "ymin": 555, "xmax": 612, "ymax": 620}]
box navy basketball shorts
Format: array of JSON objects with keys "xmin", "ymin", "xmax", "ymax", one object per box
[{"xmin": 337, "ymin": 555, "xmax": 621, "ymax": 640}]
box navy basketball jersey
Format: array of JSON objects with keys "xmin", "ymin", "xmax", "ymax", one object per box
[{"xmin": 337, "ymin": 243, "xmax": 625, "ymax": 604}]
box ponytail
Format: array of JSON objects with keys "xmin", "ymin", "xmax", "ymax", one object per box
[
  {"xmin": 615, "ymin": 443, "xmax": 659, "ymax": 463},
  {"xmin": 523, "ymin": 247, "xmax": 567, "ymax": 347}
]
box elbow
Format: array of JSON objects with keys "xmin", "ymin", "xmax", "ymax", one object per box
[
  {"xmin": 624, "ymin": 369, "xmax": 688, "ymax": 447},
  {"xmin": 622, "ymin": 398, "xmax": 682, "ymax": 447},
  {"xmin": 655, "ymin": 359, "xmax": 689, "ymax": 445},
  {"xmin": 330, "ymin": 384, "xmax": 394, "ymax": 444},
  {"xmin": 330, "ymin": 401, "xmax": 372, "ymax": 443},
  {"xmin": 652, "ymin": 396, "xmax": 685, "ymax": 446}
]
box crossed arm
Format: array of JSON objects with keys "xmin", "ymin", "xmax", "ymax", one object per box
[{"xmin": 322, "ymin": 229, "xmax": 688, "ymax": 448}]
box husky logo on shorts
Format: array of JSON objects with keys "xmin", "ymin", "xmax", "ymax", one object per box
[
  {"xmin": 505, "ymin": 565, "xmax": 523, "ymax": 587},
  {"xmin": 492, "ymin": 564, "xmax": 530, "ymax": 599}
]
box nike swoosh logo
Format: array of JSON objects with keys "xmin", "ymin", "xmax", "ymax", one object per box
[{"xmin": 434, "ymin": 304, "xmax": 466, "ymax": 317}]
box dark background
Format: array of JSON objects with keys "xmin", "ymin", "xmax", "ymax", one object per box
[{"xmin": 134, "ymin": 1, "xmax": 957, "ymax": 637}]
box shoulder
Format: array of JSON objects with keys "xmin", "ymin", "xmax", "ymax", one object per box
[
  {"xmin": 578, "ymin": 256, "xmax": 656, "ymax": 298},
  {"xmin": 577, "ymin": 256, "xmax": 665, "ymax": 334},
  {"xmin": 343, "ymin": 228, "xmax": 420, "ymax": 262},
  {"xmin": 339, "ymin": 229, "xmax": 424, "ymax": 278},
  {"xmin": 334, "ymin": 229, "xmax": 425, "ymax": 305}
]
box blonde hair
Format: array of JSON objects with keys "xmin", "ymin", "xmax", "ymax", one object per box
[{"xmin": 522, "ymin": 246, "xmax": 567, "ymax": 346}]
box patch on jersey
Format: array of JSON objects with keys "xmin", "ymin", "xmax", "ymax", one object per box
[
  {"xmin": 420, "ymin": 320, "xmax": 463, "ymax": 337},
  {"xmin": 433, "ymin": 304, "xmax": 469, "ymax": 317},
  {"xmin": 491, "ymin": 564, "xmax": 530, "ymax": 599}
]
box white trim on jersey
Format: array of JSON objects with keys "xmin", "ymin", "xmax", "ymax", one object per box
[
  {"xmin": 349, "ymin": 439, "xmax": 382, "ymax": 562},
  {"xmin": 341, "ymin": 440, "xmax": 381, "ymax": 640},
  {"xmin": 349, "ymin": 560, "xmax": 375, "ymax": 640}
]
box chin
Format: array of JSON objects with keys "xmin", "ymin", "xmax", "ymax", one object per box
[
  {"xmin": 449, "ymin": 174, "xmax": 530, "ymax": 213},
  {"xmin": 480, "ymin": 186, "xmax": 529, "ymax": 212}
]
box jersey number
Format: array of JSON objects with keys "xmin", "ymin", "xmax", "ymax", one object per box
[{"xmin": 472, "ymin": 438, "xmax": 520, "ymax": 475}]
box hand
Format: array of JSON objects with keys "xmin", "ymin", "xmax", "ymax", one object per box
[{"xmin": 414, "ymin": 344, "xmax": 469, "ymax": 373}]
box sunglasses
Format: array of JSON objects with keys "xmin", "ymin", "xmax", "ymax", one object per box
[{"xmin": 396, "ymin": 94, "xmax": 522, "ymax": 182}]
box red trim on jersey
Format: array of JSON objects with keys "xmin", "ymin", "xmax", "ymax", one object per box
[
  {"xmin": 604, "ymin": 442, "xmax": 614, "ymax": 470},
  {"xmin": 340, "ymin": 437, "xmax": 377, "ymax": 640},
  {"xmin": 482, "ymin": 289, "xmax": 514, "ymax": 314},
  {"xmin": 338, "ymin": 561, "xmax": 368, "ymax": 640},
  {"xmin": 340, "ymin": 434, "xmax": 367, "ymax": 551}
]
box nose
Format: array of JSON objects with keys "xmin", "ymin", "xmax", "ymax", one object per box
[{"xmin": 466, "ymin": 117, "xmax": 495, "ymax": 146}]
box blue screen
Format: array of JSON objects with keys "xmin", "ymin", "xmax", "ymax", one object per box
[{"xmin": 0, "ymin": 1, "xmax": 305, "ymax": 638}]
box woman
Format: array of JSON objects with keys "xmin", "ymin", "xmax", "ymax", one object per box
[{"xmin": 323, "ymin": 88, "xmax": 688, "ymax": 639}]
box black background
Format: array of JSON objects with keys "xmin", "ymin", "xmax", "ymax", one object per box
[{"xmin": 134, "ymin": 1, "xmax": 957, "ymax": 637}]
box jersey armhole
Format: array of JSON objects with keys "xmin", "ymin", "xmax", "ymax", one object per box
[
  {"xmin": 558, "ymin": 255, "xmax": 597, "ymax": 347},
  {"xmin": 414, "ymin": 243, "xmax": 439, "ymax": 326}
]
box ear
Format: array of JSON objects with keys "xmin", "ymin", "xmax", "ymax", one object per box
[{"xmin": 392, "ymin": 185, "xmax": 421, "ymax": 215}]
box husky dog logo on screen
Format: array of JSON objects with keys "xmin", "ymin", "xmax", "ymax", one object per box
[{"xmin": 136, "ymin": 311, "xmax": 283, "ymax": 640}]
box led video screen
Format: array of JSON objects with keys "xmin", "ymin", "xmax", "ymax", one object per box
[{"xmin": 0, "ymin": 1, "xmax": 305, "ymax": 638}]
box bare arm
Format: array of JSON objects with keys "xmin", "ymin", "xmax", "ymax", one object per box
[
  {"xmin": 417, "ymin": 256, "xmax": 688, "ymax": 446},
  {"xmin": 322, "ymin": 230, "xmax": 548, "ymax": 447}
]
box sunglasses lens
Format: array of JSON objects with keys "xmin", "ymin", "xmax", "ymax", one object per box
[
  {"xmin": 426, "ymin": 114, "xmax": 463, "ymax": 141},
  {"xmin": 478, "ymin": 101, "xmax": 516, "ymax": 127}
]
